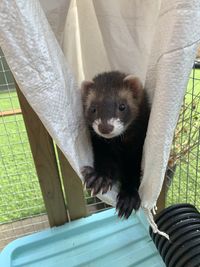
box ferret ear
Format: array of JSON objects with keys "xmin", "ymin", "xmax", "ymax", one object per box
[
  {"xmin": 81, "ymin": 80, "xmax": 94, "ymax": 95},
  {"xmin": 123, "ymin": 75, "xmax": 143, "ymax": 98}
]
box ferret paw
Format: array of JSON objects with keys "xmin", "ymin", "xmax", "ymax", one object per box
[
  {"xmin": 116, "ymin": 190, "xmax": 141, "ymax": 219},
  {"xmin": 81, "ymin": 166, "xmax": 113, "ymax": 195}
]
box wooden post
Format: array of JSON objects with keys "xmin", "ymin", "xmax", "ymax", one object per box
[
  {"xmin": 16, "ymin": 84, "xmax": 68, "ymax": 227},
  {"xmin": 156, "ymin": 177, "xmax": 167, "ymax": 213},
  {"xmin": 57, "ymin": 148, "xmax": 87, "ymax": 220}
]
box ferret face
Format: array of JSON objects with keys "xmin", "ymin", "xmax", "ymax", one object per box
[
  {"xmin": 85, "ymin": 94, "xmax": 137, "ymax": 139},
  {"xmin": 81, "ymin": 72, "xmax": 143, "ymax": 139}
]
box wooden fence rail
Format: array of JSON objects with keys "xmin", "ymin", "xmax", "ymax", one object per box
[{"xmin": 0, "ymin": 108, "xmax": 22, "ymax": 117}]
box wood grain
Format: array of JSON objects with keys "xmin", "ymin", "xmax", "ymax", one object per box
[
  {"xmin": 16, "ymin": 84, "xmax": 68, "ymax": 227},
  {"xmin": 57, "ymin": 147, "xmax": 87, "ymax": 220}
]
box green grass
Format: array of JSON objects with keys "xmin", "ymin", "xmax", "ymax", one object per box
[
  {"xmin": 0, "ymin": 69, "xmax": 199, "ymax": 223},
  {"xmin": 0, "ymin": 91, "xmax": 45, "ymax": 223},
  {"xmin": 0, "ymin": 91, "xmax": 18, "ymax": 110},
  {"xmin": 167, "ymin": 69, "xmax": 200, "ymax": 209}
]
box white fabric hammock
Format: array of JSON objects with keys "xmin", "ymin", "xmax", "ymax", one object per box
[{"xmin": 0, "ymin": 0, "xmax": 200, "ymax": 238}]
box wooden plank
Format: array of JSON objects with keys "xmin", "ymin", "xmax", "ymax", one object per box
[
  {"xmin": 16, "ymin": 84, "xmax": 68, "ymax": 227},
  {"xmin": 57, "ymin": 147, "xmax": 87, "ymax": 220},
  {"xmin": 156, "ymin": 177, "xmax": 166, "ymax": 213},
  {"xmin": 0, "ymin": 108, "xmax": 22, "ymax": 117}
]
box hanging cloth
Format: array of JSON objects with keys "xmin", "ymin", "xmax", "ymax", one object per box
[{"xmin": 0, "ymin": 0, "xmax": 200, "ymax": 238}]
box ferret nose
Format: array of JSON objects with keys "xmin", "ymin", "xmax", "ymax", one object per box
[{"xmin": 98, "ymin": 123, "xmax": 114, "ymax": 134}]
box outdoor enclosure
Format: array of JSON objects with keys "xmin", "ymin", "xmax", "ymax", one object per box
[
  {"xmin": 0, "ymin": 47, "xmax": 109, "ymax": 250},
  {"xmin": 0, "ymin": 46, "xmax": 199, "ymax": 250},
  {"xmin": 167, "ymin": 65, "xmax": 200, "ymax": 208}
]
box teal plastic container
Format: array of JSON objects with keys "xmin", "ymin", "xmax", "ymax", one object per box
[{"xmin": 0, "ymin": 209, "xmax": 165, "ymax": 267}]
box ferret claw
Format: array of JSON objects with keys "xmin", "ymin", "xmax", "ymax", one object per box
[
  {"xmin": 91, "ymin": 189, "xmax": 94, "ymax": 196},
  {"xmin": 83, "ymin": 182, "xmax": 87, "ymax": 191},
  {"xmin": 81, "ymin": 165, "xmax": 114, "ymax": 197},
  {"xmin": 116, "ymin": 190, "xmax": 141, "ymax": 219}
]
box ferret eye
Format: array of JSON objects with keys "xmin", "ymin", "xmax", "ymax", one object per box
[
  {"xmin": 90, "ymin": 107, "xmax": 96, "ymax": 113},
  {"xmin": 119, "ymin": 104, "xmax": 126, "ymax": 111}
]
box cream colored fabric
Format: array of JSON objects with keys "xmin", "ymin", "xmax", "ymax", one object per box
[{"xmin": 0, "ymin": 0, "xmax": 200, "ymax": 236}]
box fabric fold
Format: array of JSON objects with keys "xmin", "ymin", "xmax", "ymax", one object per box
[{"xmin": 0, "ymin": 0, "xmax": 200, "ymax": 236}]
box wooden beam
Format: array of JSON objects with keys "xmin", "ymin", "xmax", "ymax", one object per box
[
  {"xmin": 16, "ymin": 84, "xmax": 68, "ymax": 227},
  {"xmin": 156, "ymin": 177, "xmax": 167, "ymax": 213},
  {"xmin": 0, "ymin": 109, "xmax": 21, "ymax": 117},
  {"xmin": 57, "ymin": 147, "xmax": 87, "ymax": 220}
]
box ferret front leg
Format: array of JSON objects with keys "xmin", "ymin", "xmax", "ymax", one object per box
[
  {"xmin": 81, "ymin": 166, "xmax": 113, "ymax": 195},
  {"xmin": 116, "ymin": 163, "xmax": 141, "ymax": 218},
  {"xmin": 81, "ymin": 155, "xmax": 119, "ymax": 195},
  {"xmin": 116, "ymin": 186, "xmax": 141, "ymax": 219}
]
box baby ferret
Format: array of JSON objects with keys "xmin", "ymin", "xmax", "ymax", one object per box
[{"xmin": 81, "ymin": 71, "xmax": 150, "ymax": 218}]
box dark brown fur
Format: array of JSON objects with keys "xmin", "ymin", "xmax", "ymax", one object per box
[{"xmin": 81, "ymin": 71, "xmax": 150, "ymax": 218}]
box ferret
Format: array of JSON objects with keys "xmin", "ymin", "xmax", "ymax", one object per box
[{"xmin": 81, "ymin": 71, "xmax": 150, "ymax": 219}]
